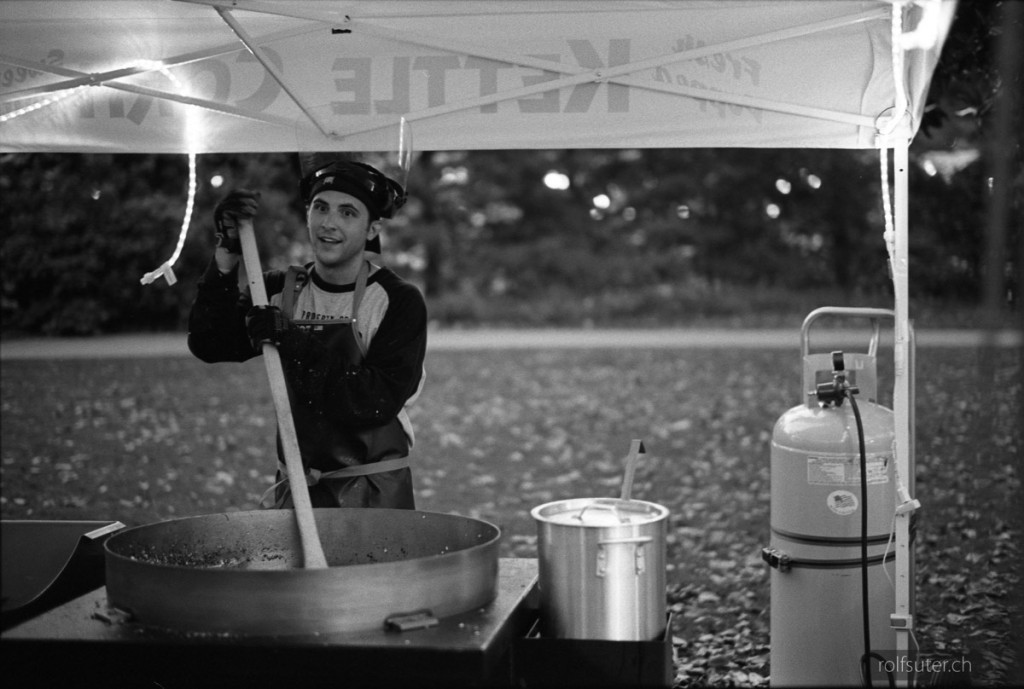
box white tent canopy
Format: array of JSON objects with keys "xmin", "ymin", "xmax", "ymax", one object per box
[
  {"xmin": 0, "ymin": 0, "xmax": 957, "ymax": 678},
  {"xmin": 1, "ymin": 0, "xmax": 951, "ymax": 153}
]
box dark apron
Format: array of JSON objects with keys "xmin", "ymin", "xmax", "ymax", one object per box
[{"xmin": 266, "ymin": 261, "xmax": 415, "ymax": 510}]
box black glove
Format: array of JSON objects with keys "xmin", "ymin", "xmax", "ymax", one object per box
[
  {"xmin": 213, "ymin": 189, "xmax": 261, "ymax": 254},
  {"xmin": 245, "ymin": 305, "xmax": 292, "ymax": 349}
]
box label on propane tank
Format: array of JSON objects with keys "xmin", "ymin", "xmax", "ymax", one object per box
[
  {"xmin": 827, "ymin": 490, "xmax": 859, "ymax": 515},
  {"xmin": 806, "ymin": 453, "xmax": 890, "ymax": 486}
]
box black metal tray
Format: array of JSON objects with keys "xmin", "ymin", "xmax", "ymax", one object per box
[{"xmin": 1, "ymin": 519, "xmax": 125, "ymax": 630}]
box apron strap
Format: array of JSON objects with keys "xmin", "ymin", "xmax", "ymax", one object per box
[
  {"xmin": 260, "ymin": 456, "xmax": 411, "ymax": 508},
  {"xmin": 285, "ymin": 261, "xmax": 369, "ymax": 352},
  {"xmin": 350, "ymin": 261, "xmax": 370, "ymax": 358},
  {"xmin": 280, "ymin": 265, "xmax": 307, "ymax": 319}
]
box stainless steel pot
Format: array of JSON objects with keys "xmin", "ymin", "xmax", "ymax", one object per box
[
  {"xmin": 104, "ymin": 508, "xmax": 500, "ymax": 635},
  {"xmin": 531, "ymin": 496, "xmax": 668, "ymax": 640}
]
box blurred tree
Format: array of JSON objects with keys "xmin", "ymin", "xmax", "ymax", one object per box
[
  {"xmin": 1, "ymin": 154, "xmax": 193, "ymax": 334},
  {"xmin": 0, "ymin": 152, "xmax": 304, "ymax": 335},
  {"xmin": 918, "ymin": 0, "xmax": 1006, "ymax": 147},
  {"xmin": 912, "ymin": 0, "xmax": 1021, "ymax": 307}
]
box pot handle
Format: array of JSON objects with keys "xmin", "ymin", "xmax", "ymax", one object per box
[
  {"xmin": 596, "ymin": 536, "xmax": 653, "ymax": 576},
  {"xmin": 597, "ymin": 536, "xmax": 653, "ymax": 545},
  {"xmin": 384, "ymin": 609, "xmax": 438, "ymax": 632}
]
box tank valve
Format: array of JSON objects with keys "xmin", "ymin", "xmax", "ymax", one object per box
[{"xmin": 815, "ymin": 351, "xmax": 859, "ymax": 407}]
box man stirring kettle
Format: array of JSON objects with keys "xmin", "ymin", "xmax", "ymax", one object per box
[{"xmin": 188, "ymin": 158, "xmax": 427, "ymax": 510}]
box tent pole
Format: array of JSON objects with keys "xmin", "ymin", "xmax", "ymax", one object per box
[
  {"xmin": 892, "ymin": 139, "xmax": 914, "ymax": 684},
  {"xmin": 885, "ymin": 4, "xmax": 915, "ymax": 682}
]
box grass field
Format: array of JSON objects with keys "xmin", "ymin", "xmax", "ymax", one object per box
[{"xmin": 1, "ymin": 344, "xmax": 1021, "ymax": 686}]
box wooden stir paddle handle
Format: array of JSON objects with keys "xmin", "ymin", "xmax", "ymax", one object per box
[
  {"xmin": 238, "ymin": 219, "xmax": 329, "ymax": 569},
  {"xmin": 620, "ymin": 439, "xmax": 646, "ymax": 501}
]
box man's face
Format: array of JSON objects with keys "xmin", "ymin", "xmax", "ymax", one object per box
[{"xmin": 306, "ymin": 190, "xmax": 379, "ymax": 272}]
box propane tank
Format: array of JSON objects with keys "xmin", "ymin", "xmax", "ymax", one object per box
[{"xmin": 765, "ymin": 308, "xmax": 900, "ymax": 687}]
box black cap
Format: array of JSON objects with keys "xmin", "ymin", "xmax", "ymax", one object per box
[{"xmin": 300, "ymin": 159, "xmax": 406, "ymax": 220}]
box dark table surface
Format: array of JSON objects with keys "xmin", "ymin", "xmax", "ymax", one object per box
[{"xmin": 2, "ymin": 557, "xmax": 540, "ymax": 689}]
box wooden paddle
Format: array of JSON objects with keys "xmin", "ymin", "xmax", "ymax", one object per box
[{"xmin": 238, "ymin": 219, "xmax": 329, "ymax": 569}]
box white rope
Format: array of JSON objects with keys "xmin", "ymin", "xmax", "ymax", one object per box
[
  {"xmin": 877, "ymin": 2, "xmax": 904, "ymax": 270},
  {"xmin": 880, "ymin": 147, "xmax": 897, "ymax": 263},
  {"xmin": 141, "ymin": 66, "xmax": 199, "ymax": 287},
  {"xmin": 141, "ymin": 153, "xmax": 197, "ymax": 287}
]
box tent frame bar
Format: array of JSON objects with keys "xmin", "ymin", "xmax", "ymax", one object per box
[{"xmin": 213, "ymin": 6, "xmax": 334, "ymax": 138}]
